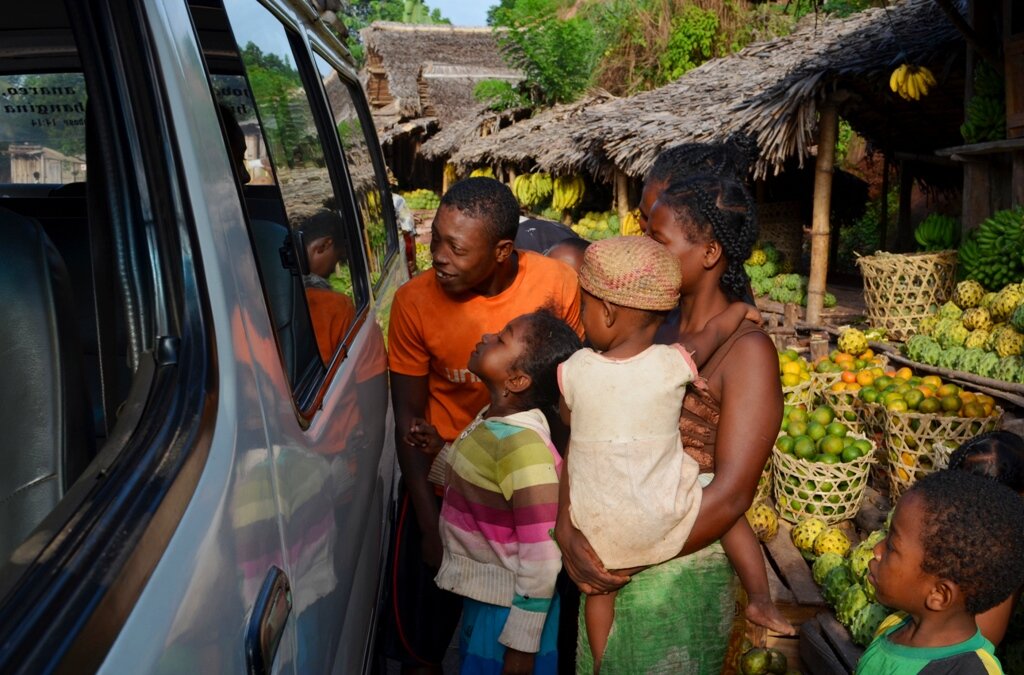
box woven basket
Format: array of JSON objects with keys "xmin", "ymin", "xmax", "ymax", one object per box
[
  {"xmin": 820, "ymin": 389, "xmax": 865, "ymax": 435},
  {"xmin": 755, "ymin": 460, "xmax": 773, "ymax": 504},
  {"xmin": 782, "ymin": 377, "xmax": 815, "ymax": 407},
  {"xmin": 759, "ymin": 201, "xmax": 804, "ymax": 267},
  {"xmin": 884, "ymin": 407, "xmax": 1003, "ymax": 498},
  {"xmin": 809, "ymin": 371, "xmax": 842, "ymax": 398},
  {"xmin": 855, "ymin": 251, "xmax": 957, "ymax": 342},
  {"xmin": 771, "ymin": 436, "xmax": 876, "ymax": 525}
]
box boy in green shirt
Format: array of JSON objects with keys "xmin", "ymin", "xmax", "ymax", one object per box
[{"xmin": 858, "ymin": 470, "xmax": 1024, "ymax": 674}]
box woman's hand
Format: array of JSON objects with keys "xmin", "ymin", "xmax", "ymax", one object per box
[
  {"xmin": 405, "ymin": 417, "xmax": 444, "ymax": 455},
  {"xmin": 554, "ymin": 513, "xmax": 630, "ymax": 595},
  {"xmin": 502, "ymin": 648, "xmax": 535, "ymax": 675}
]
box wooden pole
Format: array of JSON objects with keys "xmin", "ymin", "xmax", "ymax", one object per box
[
  {"xmin": 879, "ymin": 154, "xmax": 890, "ymax": 249},
  {"xmin": 806, "ymin": 102, "xmax": 838, "ymax": 326},
  {"xmin": 615, "ymin": 169, "xmax": 630, "ymax": 225},
  {"xmin": 897, "ymin": 161, "xmax": 914, "ymax": 252}
]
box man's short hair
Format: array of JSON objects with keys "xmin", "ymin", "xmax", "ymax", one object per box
[
  {"xmin": 911, "ymin": 470, "xmax": 1024, "ymax": 615},
  {"xmin": 439, "ymin": 177, "xmax": 519, "ymax": 244}
]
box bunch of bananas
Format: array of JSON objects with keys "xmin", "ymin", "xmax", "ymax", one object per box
[
  {"xmin": 889, "ymin": 64, "xmax": 936, "ymax": 101},
  {"xmin": 469, "ymin": 166, "xmax": 495, "ymax": 179},
  {"xmin": 958, "ymin": 207, "xmax": 1024, "ymax": 290},
  {"xmin": 620, "ymin": 209, "xmax": 642, "ymax": 236},
  {"xmin": 511, "ymin": 172, "xmax": 553, "ymax": 210},
  {"xmin": 443, "ymin": 162, "xmax": 458, "ymax": 186},
  {"xmin": 913, "ymin": 214, "xmax": 959, "ymax": 251},
  {"xmin": 551, "ymin": 174, "xmax": 585, "ymax": 212},
  {"xmin": 961, "ymin": 61, "xmax": 1005, "ymax": 143}
]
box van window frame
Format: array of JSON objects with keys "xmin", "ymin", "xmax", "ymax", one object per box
[{"xmin": 0, "ymin": 0, "xmax": 214, "ymax": 670}]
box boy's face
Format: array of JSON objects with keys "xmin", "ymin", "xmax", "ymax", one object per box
[
  {"xmin": 430, "ymin": 205, "xmax": 508, "ymax": 297},
  {"xmin": 306, "ymin": 235, "xmax": 339, "ymax": 279},
  {"xmin": 868, "ymin": 492, "xmax": 937, "ymax": 612}
]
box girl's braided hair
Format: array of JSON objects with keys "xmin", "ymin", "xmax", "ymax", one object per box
[
  {"xmin": 657, "ymin": 175, "xmax": 759, "ymax": 300},
  {"xmin": 512, "ymin": 308, "xmax": 582, "ymax": 414}
]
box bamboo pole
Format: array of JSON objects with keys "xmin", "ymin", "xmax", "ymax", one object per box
[
  {"xmin": 806, "ymin": 102, "xmax": 838, "ymax": 326},
  {"xmin": 615, "ymin": 169, "xmax": 630, "ymax": 225},
  {"xmin": 879, "ymin": 154, "xmax": 890, "ymax": 249}
]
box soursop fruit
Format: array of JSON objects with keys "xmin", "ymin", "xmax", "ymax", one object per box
[
  {"xmin": 958, "ymin": 348, "xmax": 988, "ymax": 374},
  {"xmin": 1011, "ymin": 304, "xmax": 1024, "ymax": 333},
  {"xmin": 965, "ymin": 329, "xmax": 991, "ymax": 350},
  {"xmin": 747, "ymin": 249, "xmax": 767, "ymax": 266},
  {"xmin": 995, "ymin": 328, "xmax": 1024, "ymax": 358},
  {"xmin": 952, "ymin": 280, "xmax": 985, "ymax": 309},
  {"xmin": 938, "ymin": 301, "xmax": 963, "ymax": 320},
  {"xmin": 792, "ymin": 517, "xmax": 827, "ymax": 556},
  {"xmin": 978, "ymin": 351, "xmax": 1001, "ymax": 379},
  {"xmin": 981, "ymin": 291, "xmax": 998, "ymax": 309},
  {"xmin": 916, "ymin": 315, "xmax": 939, "ymax": 336},
  {"xmin": 823, "ymin": 565, "xmax": 855, "ymax": 606},
  {"xmin": 937, "ymin": 345, "xmax": 965, "ymax": 370},
  {"xmin": 939, "ymin": 322, "xmax": 969, "ymax": 348},
  {"xmin": 838, "ymin": 328, "xmax": 868, "ymax": 357},
  {"xmin": 812, "ymin": 552, "xmax": 848, "ymax": 586},
  {"xmin": 838, "ymin": 584, "xmax": 870, "ymax": 626},
  {"xmin": 851, "ymin": 603, "xmax": 892, "ymax": 646},
  {"xmin": 905, "ymin": 334, "xmax": 937, "ymax": 361},
  {"xmin": 745, "ymin": 502, "xmax": 779, "ymax": 542},
  {"xmin": 990, "ymin": 287, "xmax": 1024, "ymax": 322},
  {"xmin": 961, "ymin": 307, "xmax": 992, "ymax": 331},
  {"xmin": 814, "ymin": 526, "xmax": 852, "ymax": 557},
  {"xmin": 849, "ymin": 540, "xmax": 877, "ymax": 583},
  {"xmin": 994, "ymin": 356, "xmax": 1024, "ymax": 383}
]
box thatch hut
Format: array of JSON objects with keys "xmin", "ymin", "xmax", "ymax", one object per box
[{"xmin": 361, "ymin": 21, "xmax": 523, "ymax": 186}]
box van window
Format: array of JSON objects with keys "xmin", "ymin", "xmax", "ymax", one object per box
[
  {"xmin": 195, "ymin": 0, "xmax": 367, "ymax": 395},
  {"xmin": 0, "ymin": 73, "xmax": 87, "ymax": 185},
  {"xmin": 314, "ymin": 53, "xmax": 397, "ymax": 287}
]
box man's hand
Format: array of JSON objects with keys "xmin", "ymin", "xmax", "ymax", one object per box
[
  {"xmin": 405, "ymin": 417, "xmax": 444, "ymax": 455},
  {"xmin": 502, "ymin": 648, "xmax": 535, "ymax": 675}
]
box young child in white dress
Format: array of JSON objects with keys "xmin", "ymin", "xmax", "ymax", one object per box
[{"xmin": 558, "ymin": 235, "xmax": 759, "ymax": 671}]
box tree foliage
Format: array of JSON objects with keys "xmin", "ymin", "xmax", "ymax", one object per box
[{"xmin": 341, "ymin": 0, "xmax": 450, "ymax": 64}]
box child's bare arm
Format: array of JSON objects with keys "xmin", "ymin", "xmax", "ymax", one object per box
[{"xmin": 685, "ymin": 302, "xmax": 761, "ymax": 367}]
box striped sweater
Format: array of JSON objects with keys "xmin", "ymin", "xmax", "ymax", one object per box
[{"xmin": 435, "ymin": 407, "xmax": 562, "ymax": 653}]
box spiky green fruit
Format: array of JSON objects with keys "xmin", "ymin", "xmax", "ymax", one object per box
[
  {"xmin": 952, "ymin": 280, "xmax": 985, "ymax": 309},
  {"xmin": 838, "ymin": 328, "xmax": 868, "ymax": 356},
  {"xmin": 823, "ymin": 565, "xmax": 855, "ymax": 606},
  {"xmin": 851, "ymin": 603, "xmax": 891, "ymax": 646},
  {"xmin": 792, "ymin": 517, "xmax": 827, "ymax": 554},
  {"xmin": 745, "ymin": 502, "xmax": 779, "ymax": 542},
  {"xmin": 962, "ymin": 307, "xmax": 992, "ymax": 331},
  {"xmin": 814, "ymin": 526, "xmax": 852, "ymax": 557},
  {"xmin": 838, "ymin": 584, "xmax": 870, "ymax": 626},
  {"xmin": 995, "ymin": 329, "xmax": 1024, "ymax": 358},
  {"xmin": 812, "ymin": 552, "xmax": 848, "ymax": 586},
  {"xmin": 938, "ymin": 301, "xmax": 963, "ymax": 320}
]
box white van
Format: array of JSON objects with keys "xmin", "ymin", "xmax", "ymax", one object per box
[{"xmin": 0, "ymin": 0, "xmax": 404, "ymax": 672}]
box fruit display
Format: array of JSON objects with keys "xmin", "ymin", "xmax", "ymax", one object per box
[
  {"xmin": 469, "ymin": 166, "xmax": 495, "ymax": 179},
  {"xmin": 791, "ymin": 517, "xmax": 827, "ymax": 558},
  {"xmin": 401, "ymin": 189, "xmax": 440, "ymax": 210},
  {"xmin": 511, "ymin": 172, "xmax": 553, "ymax": 211},
  {"xmin": 735, "ymin": 644, "xmax": 790, "ymax": 675},
  {"xmin": 620, "ymin": 209, "xmax": 642, "ymax": 236},
  {"xmin": 744, "ymin": 502, "xmax": 779, "ymax": 542},
  {"xmin": 570, "ymin": 211, "xmax": 620, "ymax": 240},
  {"xmin": 778, "ymin": 349, "xmax": 813, "ymax": 406},
  {"xmin": 913, "ymin": 213, "xmax": 959, "ymax": 251},
  {"xmin": 443, "ymin": 162, "xmax": 458, "ymax": 186},
  {"xmin": 889, "ymin": 63, "xmax": 937, "ymax": 101},
  {"xmin": 773, "ymin": 405, "xmax": 875, "ymax": 523},
  {"xmin": 414, "ymin": 241, "xmax": 432, "ymax": 272},
  {"xmin": 961, "ymin": 61, "xmax": 1005, "ymax": 144},
  {"xmin": 550, "ymin": 174, "xmax": 585, "ymax": 212},
  {"xmin": 746, "ymin": 243, "xmax": 837, "ymax": 308},
  {"xmin": 907, "ymin": 278, "xmax": 1024, "ymax": 383},
  {"xmin": 957, "ymin": 207, "xmax": 1024, "ymax": 290}
]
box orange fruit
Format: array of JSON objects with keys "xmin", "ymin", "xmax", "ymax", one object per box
[
  {"xmin": 841, "ymin": 371, "xmax": 858, "ymax": 384},
  {"xmin": 939, "ymin": 395, "xmax": 962, "ymax": 413},
  {"xmin": 936, "ymin": 383, "xmax": 960, "ymax": 398},
  {"xmin": 962, "ymin": 402, "xmax": 986, "ymax": 418},
  {"xmin": 922, "ymin": 375, "xmax": 943, "ymax": 389},
  {"xmin": 835, "ymin": 352, "xmax": 854, "ymax": 363},
  {"xmin": 856, "ymin": 370, "xmax": 875, "ymax": 387},
  {"xmin": 916, "ymin": 384, "xmax": 935, "ymax": 398},
  {"xmin": 860, "ymin": 349, "xmax": 875, "ymax": 360},
  {"xmin": 958, "ymin": 391, "xmax": 976, "ymax": 404},
  {"xmin": 895, "ymin": 367, "xmax": 913, "ymax": 381},
  {"xmin": 830, "ymin": 381, "xmax": 846, "ymax": 393}
]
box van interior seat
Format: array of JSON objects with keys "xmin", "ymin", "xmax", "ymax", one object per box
[{"xmin": 0, "ymin": 207, "xmax": 94, "ymax": 562}]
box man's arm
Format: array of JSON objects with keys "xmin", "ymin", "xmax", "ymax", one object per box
[{"xmin": 391, "ymin": 372, "xmax": 443, "ymax": 567}]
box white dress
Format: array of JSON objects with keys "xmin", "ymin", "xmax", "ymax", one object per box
[{"xmin": 559, "ymin": 344, "xmax": 703, "ymax": 569}]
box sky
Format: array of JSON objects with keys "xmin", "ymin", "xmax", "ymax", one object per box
[{"xmin": 429, "ymin": 0, "xmax": 495, "ymax": 27}]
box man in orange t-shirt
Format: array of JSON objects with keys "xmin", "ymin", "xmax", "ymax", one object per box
[{"xmin": 385, "ymin": 177, "xmax": 581, "ymax": 674}]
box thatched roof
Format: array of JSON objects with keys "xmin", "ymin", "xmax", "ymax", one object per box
[
  {"xmin": 362, "ymin": 22, "xmax": 520, "ymax": 124},
  {"xmin": 420, "ymin": 105, "xmax": 531, "ymax": 159},
  {"xmin": 448, "ymin": 91, "xmax": 617, "ymax": 172},
  {"xmin": 451, "ymin": 0, "xmax": 963, "ymax": 181}
]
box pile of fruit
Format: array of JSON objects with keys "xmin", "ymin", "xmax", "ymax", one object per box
[
  {"xmin": 778, "ymin": 350, "xmax": 811, "ymax": 388},
  {"xmin": 960, "ymin": 61, "xmax": 1005, "ymax": 144},
  {"xmin": 511, "ymin": 172, "xmax": 553, "ymax": 211},
  {"xmin": 776, "ymin": 405, "xmax": 873, "ymax": 466},
  {"xmin": 889, "ymin": 63, "xmax": 937, "ymax": 101},
  {"xmin": 906, "ymin": 279, "xmax": 1024, "ymax": 383},
  {"xmin": 745, "ymin": 245, "xmax": 837, "ymax": 308},
  {"xmin": 400, "ymin": 189, "xmax": 440, "ymax": 210},
  {"xmin": 957, "ymin": 207, "xmax": 1024, "ymax": 290},
  {"xmin": 734, "ymin": 642, "xmax": 792, "ymax": 675},
  {"xmin": 857, "ymin": 372, "xmax": 997, "ymax": 419},
  {"xmin": 550, "ymin": 174, "xmax": 586, "ymax": 212},
  {"xmin": 795, "ymin": 518, "xmax": 893, "ymax": 647},
  {"xmin": 469, "ymin": 166, "xmax": 495, "ymax": 179},
  {"xmin": 913, "ymin": 213, "xmax": 959, "ymax": 251},
  {"xmin": 570, "ymin": 211, "xmax": 621, "ymax": 240}
]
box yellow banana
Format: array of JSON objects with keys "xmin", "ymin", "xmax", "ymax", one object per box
[
  {"xmin": 919, "ymin": 66, "xmax": 936, "ymax": 88},
  {"xmin": 889, "ymin": 67, "xmax": 901, "ymax": 93},
  {"xmin": 896, "ymin": 64, "xmax": 909, "ymax": 90}
]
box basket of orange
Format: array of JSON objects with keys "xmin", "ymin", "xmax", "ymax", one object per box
[
  {"xmin": 772, "ymin": 403, "xmax": 876, "ymax": 524},
  {"xmin": 778, "ymin": 349, "xmax": 814, "ymax": 407},
  {"xmin": 879, "ymin": 380, "xmax": 1002, "ymax": 498},
  {"xmin": 809, "ymin": 344, "xmax": 889, "ymax": 400}
]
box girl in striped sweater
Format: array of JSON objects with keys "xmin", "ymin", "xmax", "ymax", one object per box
[{"xmin": 409, "ymin": 309, "xmax": 582, "ymax": 674}]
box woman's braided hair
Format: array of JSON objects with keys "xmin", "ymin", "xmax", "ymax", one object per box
[
  {"xmin": 646, "ymin": 133, "xmax": 759, "ymax": 185},
  {"xmin": 658, "ymin": 175, "xmax": 759, "ymax": 300}
]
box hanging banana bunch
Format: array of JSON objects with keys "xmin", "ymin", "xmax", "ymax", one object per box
[
  {"xmin": 469, "ymin": 166, "xmax": 495, "ymax": 178},
  {"xmin": 889, "ymin": 64, "xmax": 937, "ymax": 101},
  {"xmin": 620, "ymin": 209, "xmax": 642, "ymax": 236},
  {"xmin": 551, "ymin": 174, "xmax": 585, "ymax": 212},
  {"xmin": 443, "ymin": 162, "xmax": 458, "ymax": 186}
]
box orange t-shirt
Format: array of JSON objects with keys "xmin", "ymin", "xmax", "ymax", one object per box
[
  {"xmin": 306, "ymin": 287, "xmax": 357, "ymax": 364},
  {"xmin": 388, "ymin": 250, "xmax": 582, "ymax": 442}
]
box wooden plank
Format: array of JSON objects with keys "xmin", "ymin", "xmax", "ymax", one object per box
[
  {"xmin": 819, "ymin": 612, "xmax": 865, "ymax": 673},
  {"xmin": 765, "ymin": 521, "xmax": 826, "ymax": 607},
  {"xmin": 799, "ymin": 616, "xmax": 850, "ymax": 675}
]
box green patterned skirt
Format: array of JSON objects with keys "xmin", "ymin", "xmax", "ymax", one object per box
[{"xmin": 576, "ymin": 543, "xmax": 738, "ymax": 674}]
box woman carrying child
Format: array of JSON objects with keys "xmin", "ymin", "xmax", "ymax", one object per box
[
  {"xmin": 556, "ymin": 174, "xmax": 784, "ymax": 673},
  {"xmin": 559, "ymin": 235, "xmax": 761, "ymax": 671},
  {"xmin": 411, "ymin": 310, "xmax": 582, "ymax": 674}
]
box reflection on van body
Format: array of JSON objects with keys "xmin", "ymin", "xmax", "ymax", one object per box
[{"xmin": 0, "ymin": 0, "xmax": 403, "ymax": 673}]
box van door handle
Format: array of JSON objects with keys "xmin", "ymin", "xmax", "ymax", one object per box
[{"xmin": 245, "ymin": 566, "xmax": 292, "ymax": 675}]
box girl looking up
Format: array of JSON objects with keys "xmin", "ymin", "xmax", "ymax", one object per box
[
  {"xmin": 557, "ymin": 236, "xmax": 761, "ymax": 672},
  {"xmin": 411, "ymin": 310, "xmax": 582, "ymax": 675}
]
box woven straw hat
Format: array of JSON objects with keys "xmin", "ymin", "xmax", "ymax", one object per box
[{"xmin": 578, "ymin": 236, "xmax": 682, "ymax": 311}]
